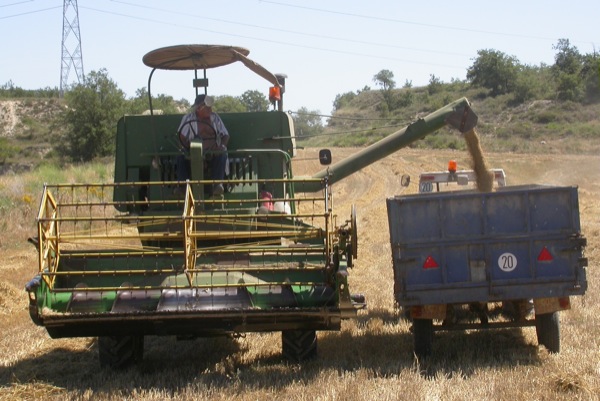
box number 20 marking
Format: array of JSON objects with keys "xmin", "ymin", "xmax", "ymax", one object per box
[
  {"xmin": 498, "ymin": 252, "xmax": 517, "ymax": 272},
  {"xmin": 419, "ymin": 182, "xmax": 433, "ymax": 193}
]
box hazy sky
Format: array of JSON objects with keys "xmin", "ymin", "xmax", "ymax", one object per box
[{"xmin": 1, "ymin": 0, "xmax": 597, "ymax": 114}]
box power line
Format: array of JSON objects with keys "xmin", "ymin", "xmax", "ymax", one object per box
[
  {"xmin": 295, "ymin": 124, "xmax": 409, "ymax": 139},
  {"xmin": 260, "ymin": 0, "xmax": 562, "ymax": 43},
  {"xmin": 107, "ymin": 0, "xmax": 471, "ymax": 58},
  {"xmin": 288, "ymin": 110, "xmax": 399, "ymax": 122},
  {"xmin": 80, "ymin": 5, "xmax": 465, "ymax": 71},
  {"xmin": 0, "ymin": 5, "xmax": 61, "ymax": 19},
  {"xmin": 0, "ymin": 0, "xmax": 33, "ymax": 8}
]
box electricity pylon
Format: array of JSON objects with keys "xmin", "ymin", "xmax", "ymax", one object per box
[{"xmin": 60, "ymin": 0, "xmax": 84, "ymax": 97}]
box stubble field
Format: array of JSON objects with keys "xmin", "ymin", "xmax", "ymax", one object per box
[{"xmin": 0, "ymin": 147, "xmax": 598, "ymax": 400}]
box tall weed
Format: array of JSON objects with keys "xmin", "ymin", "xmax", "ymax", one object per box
[{"xmin": 0, "ymin": 161, "xmax": 114, "ymax": 249}]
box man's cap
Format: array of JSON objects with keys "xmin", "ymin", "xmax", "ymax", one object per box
[{"xmin": 194, "ymin": 94, "xmax": 214, "ymax": 107}]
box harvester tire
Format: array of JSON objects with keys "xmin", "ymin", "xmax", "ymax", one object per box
[
  {"xmin": 98, "ymin": 335, "xmax": 144, "ymax": 369},
  {"xmin": 535, "ymin": 312, "xmax": 560, "ymax": 353},
  {"xmin": 413, "ymin": 318, "xmax": 433, "ymax": 359},
  {"xmin": 282, "ymin": 330, "xmax": 317, "ymax": 362}
]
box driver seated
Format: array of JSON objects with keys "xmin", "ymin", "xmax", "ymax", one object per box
[{"xmin": 177, "ymin": 94, "xmax": 229, "ymax": 195}]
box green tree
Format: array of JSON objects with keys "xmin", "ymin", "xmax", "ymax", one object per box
[
  {"xmin": 555, "ymin": 74, "xmax": 582, "ymax": 102},
  {"xmin": 427, "ymin": 74, "xmax": 443, "ymax": 95},
  {"xmin": 373, "ymin": 70, "xmax": 396, "ymax": 91},
  {"xmin": 552, "ymin": 39, "xmax": 581, "ymax": 76},
  {"xmin": 332, "ymin": 91, "xmax": 357, "ymax": 111},
  {"xmin": 467, "ymin": 49, "xmax": 519, "ymax": 96},
  {"xmin": 293, "ymin": 107, "xmax": 323, "ymax": 138},
  {"xmin": 551, "ymin": 39, "xmax": 584, "ymax": 101},
  {"xmin": 357, "ymin": 85, "xmax": 371, "ymax": 94},
  {"xmin": 580, "ymin": 52, "xmax": 600, "ymax": 102},
  {"xmin": 59, "ymin": 69, "xmax": 126, "ymax": 161},
  {"xmin": 240, "ymin": 90, "xmax": 269, "ymax": 112},
  {"xmin": 127, "ymin": 88, "xmax": 151, "ymax": 114},
  {"xmin": 213, "ymin": 95, "xmax": 246, "ymax": 113},
  {"xmin": 126, "ymin": 87, "xmax": 181, "ymax": 115},
  {"xmin": 512, "ymin": 64, "xmax": 550, "ymax": 103},
  {"xmin": 0, "ymin": 81, "xmax": 59, "ymax": 99},
  {"xmin": 397, "ymin": 79, "xmax": 414, "ymax": 107},
  {"xmin": 373, "ymin": 69, "xmax": 397, "ymax": 111}
]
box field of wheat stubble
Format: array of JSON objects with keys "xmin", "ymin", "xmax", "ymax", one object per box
[{"xmin": 0, "ymin": 147, "xmax": 598, "ymax": 401}]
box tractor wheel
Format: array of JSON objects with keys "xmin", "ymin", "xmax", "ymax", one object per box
[
  {"xmin": 282, "ymin": 330, "xmax": 317, "ymax": 362},
  {"xmin": 413, "ymin": 318, "xmax": 433, "ymax": 359},
  {"xmin": 98, "ymin": 335, "xmax": 144, "ymax": 369},
  {"xmin": 535, "ymin": 312, "xmax": 560, "ymax": 353}
]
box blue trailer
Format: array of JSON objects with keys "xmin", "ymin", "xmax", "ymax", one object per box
[{"xmin": 387, "ymin": 184, "xmax": 588, "ymax": 357}]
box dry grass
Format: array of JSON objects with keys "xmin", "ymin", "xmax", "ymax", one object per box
[{"xmin": 1, "ymin": 149, "xmax": 599, "ymax": 401}]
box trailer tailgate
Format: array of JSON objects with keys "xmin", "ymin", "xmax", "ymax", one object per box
[{"xmin": 386, "ymin": 185, "xmax": 587, "ymax": 305}]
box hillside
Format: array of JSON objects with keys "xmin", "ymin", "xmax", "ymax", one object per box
[
  {"xmin": 0, "ymin": 98, "xmax": 64, "ymax": 173},
  {"xmin": 302, "ymin": 85, "xmax": 600, "ymax": 156},
  {"xmin": 1, "ymin": 85, "xmax": 600, "ymax": 173}
]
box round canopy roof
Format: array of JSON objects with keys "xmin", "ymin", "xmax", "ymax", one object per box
[{"xmin": 142, "ymin": 44, "xmax": 250, "ymax": 70}]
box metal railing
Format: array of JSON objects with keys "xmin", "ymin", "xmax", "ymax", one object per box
[{"xmin": 36, "ymin": 179, "xmax": 332, "ymax": 293}]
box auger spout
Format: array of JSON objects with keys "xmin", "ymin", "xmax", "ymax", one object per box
[{"xmin": 296, "ymin": 97, "xmax": 477, "ymax": 192}]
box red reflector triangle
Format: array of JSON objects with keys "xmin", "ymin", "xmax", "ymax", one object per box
[
  {"xmin": 423, "ymin": 256, "xmax": 439, "ymax": 269},
  {"xmin": 538, "ymin": 247, "xmax": 553, "ymax": 262}
]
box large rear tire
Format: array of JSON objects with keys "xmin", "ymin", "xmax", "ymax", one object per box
[
  {"xmin": 535, "ymin": 312, "xmax": 560, "ymax": 353},
  {"xmin": 282, "ymin": 330, "xmax": 317, "ymax": 362},
  {"xmin": 413, "ymin": 318, "xmax": 433, "ymax": 359},
  {"xmin": 98, "ymin": 335, "xmax": 144, "ymax": 369}
]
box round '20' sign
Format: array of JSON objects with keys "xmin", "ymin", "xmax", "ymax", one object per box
[{"xmin": 498, "ymin": 252, "xmax": 517, "ymax": 272}]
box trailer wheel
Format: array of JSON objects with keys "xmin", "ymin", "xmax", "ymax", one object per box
[
  {"xmin": 400, "ymin": 306, "xmax": 412, "ymax": 321},
  {"xmin": 535, "ymin": 312, "xmax": 560, "ymax": 353},
  {"xmin": 98, "ymin": 335, "xmax": 144, "ymax": 369},
  {"xmin": 282, "ymin": 330, "xmax": 317, "ymax": 362},
  {"xmin": 413, "ymin": 318, "xmax": 433, "ymax": 359}
]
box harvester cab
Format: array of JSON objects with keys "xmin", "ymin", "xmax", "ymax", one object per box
[
  {"xmin": 118, "ymin": 45, "xmax": 296, "ymax": 208},
  {"xmin": 26, "ymin": 45, "xmax": 364, "ymax": 368}
]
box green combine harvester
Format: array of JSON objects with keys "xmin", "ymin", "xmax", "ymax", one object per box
[{"xmin": 25, "ymin": 45, "xmax": 479, "ymax": 368}]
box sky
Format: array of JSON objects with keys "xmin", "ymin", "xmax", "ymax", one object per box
[{"xmin": 1, "ymin": 0, "xmax": 598, "ymax": 115}]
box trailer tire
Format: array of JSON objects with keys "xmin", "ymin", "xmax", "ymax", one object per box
[
  {"xmin": 282, "ymin": 330, "xmax": 317, "ymax": 362},
  {"xmin": 98, "ymin": 335, "xmax": 144, "ymax": 369},
  {"xmin": 413, "ymin": 318, "xmax": 433, "ymax": 359},
  {"xmin": 535, "ymin": 312, "xmax": 560, "ymax": 353}
]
